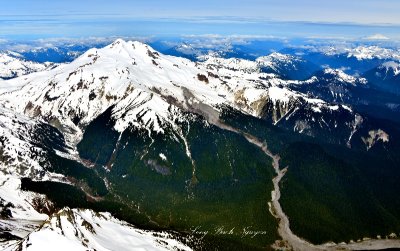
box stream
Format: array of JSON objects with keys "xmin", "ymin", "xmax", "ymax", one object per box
[{"xmin": 182, "ymin": 90, "xmax": 400, "ymax": 250}]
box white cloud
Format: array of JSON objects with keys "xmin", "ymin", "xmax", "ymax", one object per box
[{"xmin": 180, "ymin": 34, "xmax": 286, "ymax": 49}]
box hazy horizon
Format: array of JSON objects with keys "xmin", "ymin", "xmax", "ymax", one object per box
[{"xmin": 1, "ymin": 0, "xmax": 400, "ymax": 40}]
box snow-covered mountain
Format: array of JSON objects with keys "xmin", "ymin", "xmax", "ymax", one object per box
[
  {"xmin": 0, "ymin": 105, "xmax": 191, "ymax": 250},
  {"xmin": 202, "ymin": 56, "xmax": 259, "ymax": 73},
  {"xmin": 4, "ymin": 207, "xmax": 191, "ymax": 251},
  {"xmin": 0, "ymin": 52, "xmax": 56, "ymax": 80},
  {"xmin": 256, "ymin": 52, "xmax": 319, "ymax": 80},
  {"xmin": 363, "ymin": 61, "xmax": 400, "ymax": 94},
  {"xmin": 203, "ymin": 52, "xmax": 319, "ymax": 80},
  {"xmin": 318, "ymin": 68, "xmax": 368, "ymax": 86},
  {"xmin": 345, "ymin": 46, "xmax": 400, "ymax": 61},
  {"xmin": 161, "ymin": 43, "xmax": 206, "ymax": 61},
  {"xmin": 0, "ymin": 39, "xmax": 362, "ymax": 145},
  {"xmin": 0, "ymin": 107, "xmax": 68, "ymax": 179},
  {"xmin": 0, "ymin": 94, "xmax": 191, "ymax": 251},
  {"xmin": 288, "ymin": 68, "xmax": 367, "ymax": 103},
  {"xmin": 302, "ymin": 45, "xmax": 400, "ymax": 61},
  {"xmin": 380, "ymin": 61, "xmax": 400, "ymax": 76},
  {"xmin": 0, "ymin": 175, "xmax": 51, "ymax": 249},
  {"xmin": 280, "ymin": 44, "xmax": 400, "ymax": 76},
  {"xmin": 0, "ymin": 177, "xmax": 191, "ymax": 251}
]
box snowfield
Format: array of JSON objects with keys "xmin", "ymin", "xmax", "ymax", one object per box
[{"xmin": 4, "ymin": 208, "xmax": 192, "ymax": 251}]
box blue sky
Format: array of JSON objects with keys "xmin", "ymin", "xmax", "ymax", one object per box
[{"xmin": 1, "ymin": 0, "xmax": 400, "ymax": 40}]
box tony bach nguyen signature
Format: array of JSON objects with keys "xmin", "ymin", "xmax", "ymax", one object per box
[{"xmin": 190, "ymin": 226, "xmax": 268, "ymax": 239}]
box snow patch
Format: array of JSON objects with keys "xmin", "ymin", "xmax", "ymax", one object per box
[{"xmin": 159, "ymin": 153, "xmax": 167, "ymax": 161}]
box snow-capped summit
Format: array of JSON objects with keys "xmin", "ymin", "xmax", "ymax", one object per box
[
  {"xmin": 0, "ymin": 39, "xmax": 223, "ymax": 143},
  {"xmin": 320, "ymin": 68, "xmax": 367, "ymax": 85},
  {"xmin": 257, "ymin": 52, "xmax": 297, "ymax": 71},
  {"xmin": 380, "ymin": 61, "xmax": 400, "ymax": 76},
  {"xmin": 203, "ymin": 56, "xmax": 259, "ymax": 73},
  {"xmin": 287, "ymin": 67, "xmax": 369, "ymax": 105},
  {"xmin": 363, "ymin": 60, "xmax": 400, "ymax": 94},
  {"xmin": 257, "ymin": 52, "xmax": 296, "ymax": 64}
]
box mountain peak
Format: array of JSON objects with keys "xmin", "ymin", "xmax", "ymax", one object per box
[
  {"xmin": 380, "ymin": 61, "xmax": 400, "ymax": 76},
  {"xmin": 268, "ymin": 52, "xmax": 293, "ymax": 60},
  {"xmin": 257, "ymin": 52, "xmax": 300, "ymax": 63},
  {"xmin": 105, "ymin": 39, "xmax": 154, "ymax": 55},
  {"xmin": 321, "ymin": 68, "xmax": 367, "ymax": 85}
]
